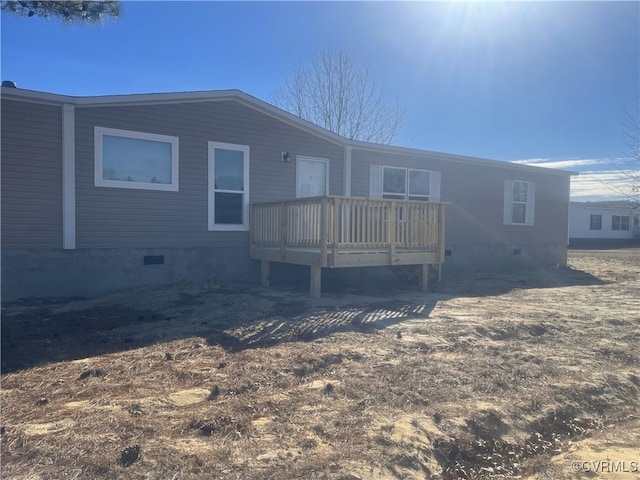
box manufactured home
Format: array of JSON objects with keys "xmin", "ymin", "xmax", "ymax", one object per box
[
  {"xmin": 1, "ymin": 86, "xmax": 574, "ymax": 299},
  {"xmin": 569, "ymin": 201, "xmax": 640, "ymax": 247}
]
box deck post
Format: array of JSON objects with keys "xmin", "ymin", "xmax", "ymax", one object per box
[
  {"xmin": 420, "ymin": 263, "xmax": 429, "ymax": 292},
  {"xmin": 332, "ymin": 197, "xmax": 340, "ymax": 267},
  {"xmin": 438, "ymin": 204, "xmax": 446, "ymax": 265},
  {"xmin": 320, "ymin": 197, "xmax": 328, "ymax": 267},
  {"xmin": 260, "ymin": 260, "xmax": 270, "ymax": 287},
  {"xmin": 437, "ymin": 203, "xmax": 446, "ymax": 284},
  {"xmin": 388, "ymin": 203, "xmax": 396, "ymax": 263},
  {"xmin": 310, "ymin": 265, "xmax": 322, "ymax": 298},
  {"xmin": 280, "ymin": 202, "xmax": 287, "ymax": 262}
]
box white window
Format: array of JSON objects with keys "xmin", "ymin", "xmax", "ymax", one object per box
[
  {"xmin": 94, "ymin": 127, "xmax": 179, "ymax": 191},
  {"xmin": 208, "ymin": 141, "xmax": 250, "ymax": 231},
  {"xmin": 503, "ymin": 180, "xmax": 535, "ymax": 225},
  {"xmin": 370, "ymin": 165, "xmax": 441, "ymax": 201},
  {"xmin": 408, "ymin": 169, "xmax": 432, "ymax": 201},
  {"xmin": 590, "ymin": 214, "xmax": 602, "ymax": 230},
  {"xmin": 612, "ymin": 215, "xmax": 629, "ymax": 231},
  {"xmin": 382, "ymin": 166, "xmax": 407, "ymax": 199}
]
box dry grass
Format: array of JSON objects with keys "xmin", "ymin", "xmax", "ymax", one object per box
[{"xmin": 1, "ymin": 249, "xmax": 639, "ymax": 479}]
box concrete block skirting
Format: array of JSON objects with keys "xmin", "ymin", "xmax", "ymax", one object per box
[
  {"xmin": 568, "ymin": 238, "xmax": 640, "ymax": 249},
  {"xmin": 440, "ymin": 243, "xmax": 568, "ymax": 272},
  {"xmin": 2, "ymin": 243, "xmax": 568, "ymax": 300},
  {"xmin": 1, "ymin": 247, "xmax": 257, "ymax": 301}
]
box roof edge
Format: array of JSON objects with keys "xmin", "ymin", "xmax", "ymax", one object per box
[
  {"xmin": 0, "ymin": 86, "xmax": 347, "ymax": 146},
  {"xmin": 348, "ymin": 140, "xmax": 578, "ymax": 176},
  {"xmin": 1, "ymin": 86, "xmax": 576, "ymax": 176},
  {"xmin": 570, "ymin": 200, "xmax": 639, "ymax": 208},
  {"xmin": 1, "ymin": 86, "xmax": 75, "ymax": 104}
]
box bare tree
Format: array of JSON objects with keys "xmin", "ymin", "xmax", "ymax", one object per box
[
  {"xmin": 274, "ymin": 49, "xmax": 405, "ymax": 144},
  {"xmin": 1, "ymin": 1, "xmax": 122, "ymax": 23},
  {"xmin": 609, "ymin": 99, "xmax": 640, "ymax": 205}
]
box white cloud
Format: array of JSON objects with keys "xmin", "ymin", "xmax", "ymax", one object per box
[
  {"xmin": 570, "ymin": 170, "xmax": 636, "ymax": 201},
  {"xmin": 511, "ymin": 158, "xmax": 602, "ymax": 170},
  {"xmin": 511, "ymin": 157, "xmax": 637, "ymax": 201}
]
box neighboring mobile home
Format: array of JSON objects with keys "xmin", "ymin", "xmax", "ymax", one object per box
[
  {"xmin": 569, "ymin": 201, "xmax": 640, "ymax": 247},
  {"xmin": 1, "ymin": 86, "xmax": 574, "ymax": 299}
]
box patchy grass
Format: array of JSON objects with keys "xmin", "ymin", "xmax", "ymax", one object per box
[{"xmin": 1, "ymin": 249, "xmax": 639, "ymax": 479}]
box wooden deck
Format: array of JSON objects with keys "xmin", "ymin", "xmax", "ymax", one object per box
[{"xmin": 250, "ymin": 196, "xmax": 446, "ymax": 297}]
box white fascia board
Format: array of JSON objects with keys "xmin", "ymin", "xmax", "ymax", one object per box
[
  {"xmin": 571, "ymin": 203, "xmax": 638, "ymax": 214},
  {"xmin": 1, "ymin": 87, "xmax": 74, "ymax": 105},
  {"xmin": 570, "ymin": 201, "xmax": 638, "ymax": 210},
  {"xmin": 74, "ymin": 89, "xmax": 243, "ymax": 106},
  {"xmin": 1, "ymin": 86, "xmax": 241, "ymax": 106}
]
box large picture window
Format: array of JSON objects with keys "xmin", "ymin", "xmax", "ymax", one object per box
[
  {"xmin": 612, "ymin": 215, "xmax": 629, "ymax": 231},
  {"xmin": 504, "ymin": 179, "xmax": 535, "ymax": 225},
  {"xmin": 208, "ymin": 141, "xmax": 250, "ymax": 231},
  {"xmin": 95, "ymin": 127, "xmax": 179, "ymax": 191}
]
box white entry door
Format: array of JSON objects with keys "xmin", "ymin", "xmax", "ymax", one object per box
[{"xmin": 297, "ymin": 156, "xmax": 329, "ymax": 198}]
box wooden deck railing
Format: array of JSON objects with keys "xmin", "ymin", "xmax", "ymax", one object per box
[{"xmin": 250, "ymin": 196, "xmax": 446, "ymax": 267}]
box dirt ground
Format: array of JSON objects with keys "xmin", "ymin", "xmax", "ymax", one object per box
[{"xmin": 1, "ymin": 249, "xmax": 639, "ymax": 479}]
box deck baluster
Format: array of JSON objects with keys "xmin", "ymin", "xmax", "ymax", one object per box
[{"xmin": 251, "ymin": 196, "xmax": 446, "ymax": 296}]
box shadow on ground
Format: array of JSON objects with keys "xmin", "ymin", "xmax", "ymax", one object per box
[
  {"xmin": 207, "ymin": 299, "xmax": 435, "ymax": 352},
  {"xmin": 1, "ymin": 264, "xmax": 606, "ymax": 373},
  {"xmin": 435, "ymin": 265, "xmax": 607, "ymax": 297}
]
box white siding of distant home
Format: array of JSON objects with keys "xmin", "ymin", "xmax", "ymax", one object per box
[{"xmin": 569, "ymin": 204, "xmax": 636, "ymax": 239}]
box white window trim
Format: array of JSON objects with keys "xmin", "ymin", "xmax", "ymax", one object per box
[
  {"xmin": 503, "ymin": 179, "xmax": 535, "ymax": 226},
  {"xmin": 296, "ymin": 156, "xmax": 330, "ymax": 198},
  {"xmin": 208, "ymin": 141, "xmax": 250, "ymax": 231},
  {"xmin": 94, "ymin": 126, "xmax": 179, "ymax": 192},
  {"xmin": 343, "ymin": 145, "xmax": 352, "ymax": 196},
  {"xmin": 612, "ymin": 215, "xmax": 630, "ymax": 231},
  {"xmin": 371, "ymin": 165, "xmax": 441, "ymax": 201},
  {"xmin": 63, "ymin": 104, "xmax": 76, "ymax": 249}
]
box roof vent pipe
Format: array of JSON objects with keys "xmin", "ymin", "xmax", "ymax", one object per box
[{"xmin": 2, "ymin": 81, "xmax": 17, "ymax": 88}]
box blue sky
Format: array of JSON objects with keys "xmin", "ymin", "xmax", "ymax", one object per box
[{"xmin": 2, "ymin": 1, "xmax": 638, "ymax": 201}]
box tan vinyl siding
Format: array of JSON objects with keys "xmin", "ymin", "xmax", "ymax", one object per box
[
  {"xmin": 351, "ymin": 148, "xmax": 570, "ymax": 246},
  {"xmin": 75, "ymin": 101, "xmax": 344, "ymax": 248},
  {"xmin": 1, "ymin": 100, "xmax": 63, "ymax": 249}
]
